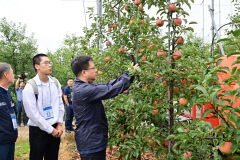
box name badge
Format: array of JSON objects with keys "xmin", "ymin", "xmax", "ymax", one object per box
[
  {"xmin": 0, "ymin": 102, "xmax": 6, "ymax": 107},
  {"xmin": 43, "ymin": 105, "xmax": 54, "ymax": 120},
  {"xmin": 10, "ymin": 113, "xmax": 18, "ymax": 130}
]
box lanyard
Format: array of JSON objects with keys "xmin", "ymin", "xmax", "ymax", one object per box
[
  {"xmin": 0, "ymin": 89, "xmax": 12, "ymax": 114},
  {"xmin": 40, "ymin": 80, "xmax": 51, "ymax": 106}
]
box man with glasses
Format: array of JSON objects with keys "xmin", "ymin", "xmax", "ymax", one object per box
[
  {"xmin": 23, "ymin": 53, "xmax": 64, "ymax": 160},
  {"xmin": 0, "ymin": 62, "xmax": 17, "ymax": 160},
  {"xmin": 71, "ymin": 55, "xmax": 138, "ymax": 160}
]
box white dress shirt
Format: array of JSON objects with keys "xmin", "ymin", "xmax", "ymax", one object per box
[{"xmin": 22, "ymin": 74, "xmax": 64, "ymax": 134}]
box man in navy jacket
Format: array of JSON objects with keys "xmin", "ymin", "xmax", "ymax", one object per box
[
  {"xmin": 0, "ymin": 62, "xmax": 17, "ymax": 160},
  {"xmin": 71, "ymin": 55, "xmax": 138, "ymax": 160}
]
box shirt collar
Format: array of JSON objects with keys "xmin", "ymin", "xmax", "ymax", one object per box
[
  {"xmin": 34, "ymin": 74, "xmax": 54, "ymax": 85},
  {"xmin": 0, "ymin": 85, "xmax": 8, "ymax": 91}
]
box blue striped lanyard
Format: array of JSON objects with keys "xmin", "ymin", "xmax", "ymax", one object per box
[{"xmin": 40, "ymin": 79, "xmax": 51, "ymax": 106}]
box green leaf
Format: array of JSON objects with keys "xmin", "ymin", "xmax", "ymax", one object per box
[
  {"xmin": 216, "ymin": 58, "xmax": 223, "ymax": 66},
  {"xmin": 189, "ymin": 21, "xmax": 197, "ymax": 25},
  {"xmin": 231, "ymin": 143, "xmax": 238, "ymax": 153},
  {"xmin": 202, "ymin": 109, "xmax": 214, "ymax": 118},
  {"xmin": 194, "ymin": 85, "xmax": 208, "ymax": 96},
  {"xmin": 217, "ymin": 38, "xmax": 230, "ymax": 43},
  {"xmin": 231, "ymin": 66, "xmax": 238, "ymax": 75},
  {"xmin": 177, "ymin": 127, "xmax": 184, "ymax": 133},
  {"xmin": 210, "ymin": 90, "xmax": 219, "ymax": 105}
]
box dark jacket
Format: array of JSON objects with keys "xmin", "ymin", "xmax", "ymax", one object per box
[
  {"xmin": 0, "ymin": 87, "xmax": 18, "ymax": 144},
  {"xmin": 73, "ymin": 72, "xmax": 134, "ymax": 152}
]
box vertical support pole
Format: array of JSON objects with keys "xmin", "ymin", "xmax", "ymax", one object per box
[
  {"xmin": 209, "ymin": 5, "xmax": 225, "ymax": 56},
  {"xmin": 97, "ymin": 0, "xmax": 102, "ymax": 53},
  {"xmin": 211, "ymin": 0, "xmax": 214, "ymax": 56}
]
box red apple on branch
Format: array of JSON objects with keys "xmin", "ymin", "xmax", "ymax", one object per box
[
  {"xmin": 179, "ymin": 97, "xmax": 188, "ymax": 106},
  {"xmin": 174, "ymin": 18, "xmax": 182, "ymax": 25},
  {"xmin": 134, "ymin": 0, "xmax": 141, "ymax": 5},
  {"xmin": 219, "ymin": 142, "xmax": 232, "ymax": 155},
  {"xmin": 156, "ymin": 19, "xmax": 164, "ymax": 27},
  {"xmin": 157, "ymin": 50, "xmax": 166, "ymax": 56},
  {"xmin": 173, "ymin": 51, "xmax": 182, "ymax": 60},
  {"xmin": 176, "ymin": 37, "xmax": 184, "ymax": 44},
  {"xmin": 183, "ymin": 151, "xmax": 191, "ymax": 159},
  {"xmin": 169, "ymin": 4, "xmax": 177, "ymax": 12},
  {"xmin": 142, "ymin": 56, "xmax": 147, "ymax": 61}
]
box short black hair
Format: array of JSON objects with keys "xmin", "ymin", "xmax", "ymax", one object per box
[
  {"xmin": 32, "ymin": 53, "xmax": 48, "ymax": 72},
  {"xmin": 71, "ymin": 55, "xmax": 92, "ymax": 77},
  {"xmin": 67, "ymin": 78, "xmax": 73, "ymax": 81}
]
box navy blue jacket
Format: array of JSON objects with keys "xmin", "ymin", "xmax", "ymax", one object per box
[
  {"xmin": 73, "ymin": 72, "xmax": 134, "ymax": 152},
  {"xmin": 0, "ymin": 87, "xmax": 18, "ymax": 144}
]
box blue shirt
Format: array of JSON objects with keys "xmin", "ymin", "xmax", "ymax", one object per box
[
  {"xmin": 0, "ymin": 87, "xmax": 18, "ymax": 144},
  {"xmin": 73, "ymin": 72, "xmax": 134, "ymax": 153},
  {"xmin": 16, "ymin": 87, "xmax": 23, "ymax": 102},
  {"xmin": 63, "ymin": 86, "xmax": 72, "ymax": 104}
]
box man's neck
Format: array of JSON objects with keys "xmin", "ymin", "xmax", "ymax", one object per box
[
  {"xmin": 77, "ymin": 76, "xmax": 88, "ymax": 83},
  {"xmin": 0, "ymin": 81, "xmax": 9, "ymax": 90},
  {"xmin": 38, "ymin": 73, "xmax": 49, "ymax": 83}
]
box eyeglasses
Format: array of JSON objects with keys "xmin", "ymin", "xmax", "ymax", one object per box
[
  {"xmin": 87, "ymin": 67, "xmax": 96, "ymax": 70},
  {"xmin": 41, "ymin": 61, "xmax": 53, "ymax": 66}
]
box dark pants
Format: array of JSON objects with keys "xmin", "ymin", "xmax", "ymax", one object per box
[
  {"xmin": 80, "ymin": 149, "xmax": 106, "ymax": 160},
  {"xmin": 17, "ymin": 101, "xmax": 28, "ymax": 126},
  {"xmin": 65, "ymin": 104, "xmax": 74, "ymax": 130},
  {"xmin": 0, "ymin": 143, "xmax": 15, "ymax": 160},
  {"xmin": 29, "ymin": 124, "xmax": 60, "ymax": 160}
]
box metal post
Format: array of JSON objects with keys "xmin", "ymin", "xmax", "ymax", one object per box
[
  {"xmin": 211, "ymin": 0, "xmax": 214, "ymax": 56},
  {"xmin": 208, "ymin": 5, "xmax": 225, "ymax": 56},
  {"xmin": 97, "ymin": 0, "xmax": 102, "ymax": 53}
]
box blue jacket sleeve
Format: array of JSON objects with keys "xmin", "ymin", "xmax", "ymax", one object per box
[{"xmin": 85, "ymin": 72, "xmax": 134, "ymax": 102}]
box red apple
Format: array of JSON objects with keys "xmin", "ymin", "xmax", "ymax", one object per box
[
  {"xmin": 179, "ymin": 98, "xmax": 188, "ymax": 106},
  {"xmin": 184, "ymin": 129, "xmax": 189, "ymax": 133},
  {"xmin": 174, "ymin": 18, "xmax": 182, "ymax": 25},
  {"xmin": 156, "ymin": 19, "xmax": 164, "ymax": 27},
  {"xmin": 108, "ymin": 28, "xmax": 112, "ymax": 32},
  {"xmin": 142, "ymin": 56, "xmax": 147, "ymax": 61},
  {"xmin": 173, "ymin": 51, "xmax": 182, "ymax": 60},
  {"xmin": 153, "ymin": 109, "xmax": 158, "ymax": 115},
  {"xmin": 157, "ymin": 50, "xmax": 166, "ymax": 56},
  {"xmin": 134, "ymin": 0, "xmax": 141, "ymax": 5},
  {"xmin": 111, "ymin": 24, "xmax": 117, "ymax": 28},
  {"xmin": 183, "ymin": 151, "xmax": 191, "ymax": 159},
  {"xmin": 169, "ymin": 4, "xmax": 177, "ymax": 12},
  {"xmin": 219, "ymin": 142, "xmax": 232, "ymax": 155},
  {"xmin": 129, "ymin": 20, "xmax": 134, "ymax": 24},
  {"xmin": 176, "ymin": 37, "xmax": 184, "ymax": 44},
  {"xmin": 118, "ymin": 48, "xmax": 124, "ymax": 53},
  {"xmin": 153, "ymin": 100, "xmax": 158, "ymax": 105},
  {"xmin": 112, "ymin": 145, "xmax": 118, "ymax": 151},
  {"xmin": 140, "ymin": 20, "xmax": 144, "ymax": 24},
  {"xmin": 124, "ymin": 5, "xmax": 129, "ymax": 11},
  {"xmin": 105, "ymin": 57, "xmax": 111, "ymax": 62},
  {"xmin": 148, "ymin": 44, "xmax": 153, "ymax": 49},
  {"xmin": 106, "ymin": 41, "xmax": 111, "ymax": 46}
]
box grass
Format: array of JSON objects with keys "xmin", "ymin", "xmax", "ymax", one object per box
[{"xmin": 15, "ymin": 137, "xmax": 29, "ymax": 160}]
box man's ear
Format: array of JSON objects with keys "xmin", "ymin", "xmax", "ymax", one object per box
[{"xmin": 35, "ymin": 64, "xmax": 39, "ymax": 71}]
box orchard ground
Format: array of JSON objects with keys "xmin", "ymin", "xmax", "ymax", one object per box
[{"xmin": 15, "ymin": 123, "xmax": 166, "ymax": 160}]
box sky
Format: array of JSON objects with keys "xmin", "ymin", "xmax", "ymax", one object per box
[{"xmin": 0, "ymin": 0, "xmax": 236, "ymax": 53}]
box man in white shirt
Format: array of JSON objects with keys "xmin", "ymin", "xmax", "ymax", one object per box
[{"xmin": 22, "ymin": 53, "xmax": 64, "ymax": 160}]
